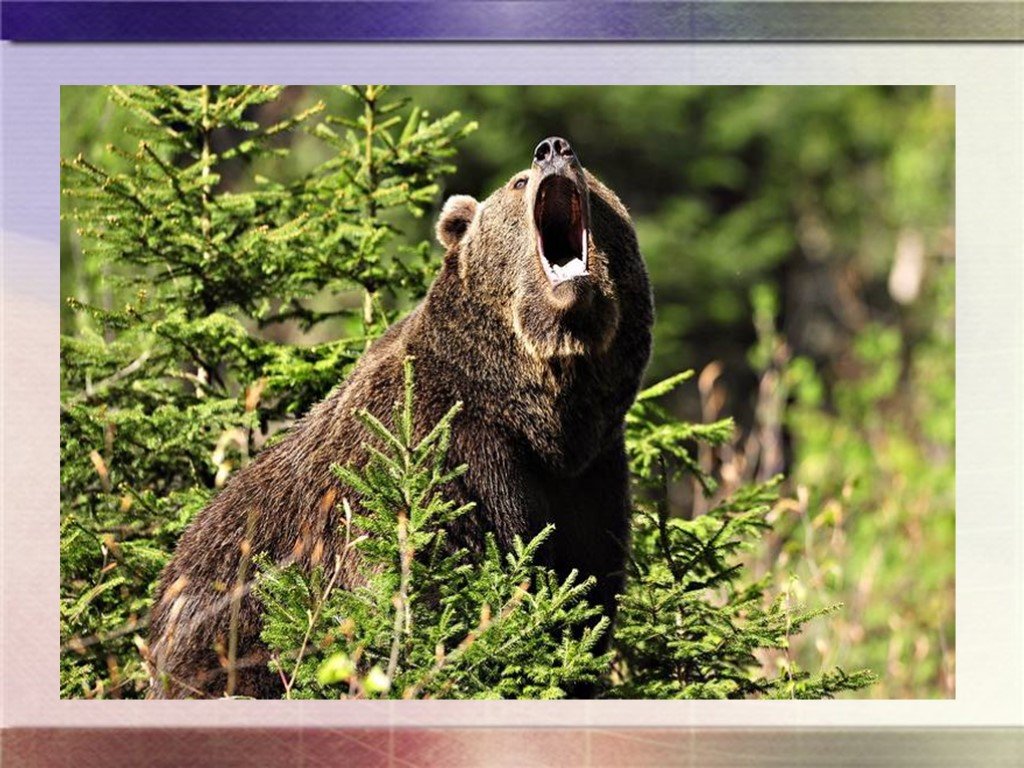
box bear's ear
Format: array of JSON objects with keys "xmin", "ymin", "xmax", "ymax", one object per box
[{"xmin": 436, "ymin": 195, "xmax": 478, "ymax": 250}]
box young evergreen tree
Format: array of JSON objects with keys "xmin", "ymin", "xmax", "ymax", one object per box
[
  {"xmin": 60, "ymin": 85, "xmax": 474, "ymax": 697},
  {"xmin": 254, "ymin": 364, "xmax": 875, "ymax": 699},
  {"xmin": 256, "ymin": 359, "xmax": 610, "ymax": 699},
  {"xmin": 611, "ymin": 373, "xmax": 876, "ymax": 698},
  {"xmin": 60, "ymin": 85, "xmax": 874, "ymax": 699}
]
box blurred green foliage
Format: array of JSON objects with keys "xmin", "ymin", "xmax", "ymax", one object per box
[
  {"xmin": 60, "ymin": 85, "xmax": 954, "ymax": 699},
  {"xmin": 749, "ymin": 268, "xmax": 955, "ymax": 698}
]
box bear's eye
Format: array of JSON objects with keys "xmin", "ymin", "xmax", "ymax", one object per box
[{"xmin": 513, "ymin": 177, "xmax": 528, "ymax": 190}]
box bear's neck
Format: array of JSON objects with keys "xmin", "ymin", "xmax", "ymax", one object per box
[{"xmin": 409, "ymin": 270, "xmax": 622, "ymax": 474}]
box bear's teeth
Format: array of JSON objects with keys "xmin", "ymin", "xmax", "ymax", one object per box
[
  {"xmin": 538, "ymin": 230, "xmax": 589, "ymax": 285},
  {"xmin": 551, "ymin": 257, "xmax": 587, "ymax": 281}
]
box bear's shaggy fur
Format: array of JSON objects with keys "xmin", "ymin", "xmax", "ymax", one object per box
[{"xmin": 147, "ymin": 142, "xmax": 652, "ymax": 698}]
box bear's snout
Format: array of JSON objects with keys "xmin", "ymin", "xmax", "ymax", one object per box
[{"xmin": 533, "ymin": 136, "xmax": 577, "ymax": 174}]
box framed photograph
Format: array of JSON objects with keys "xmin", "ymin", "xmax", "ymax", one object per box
[{"xmin": 2, "ymin": 2, "xmax": 1022, "ymax": 765}]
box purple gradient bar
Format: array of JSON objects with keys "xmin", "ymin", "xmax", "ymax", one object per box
[{"xmin": 2, "ymin": 2, "xmax": 1023, "ymax": 42}]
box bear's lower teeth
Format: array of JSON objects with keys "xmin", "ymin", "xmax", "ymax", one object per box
[
  {"xmin": 549, "ymin": 258, "xmax": 587, "ymax": 282},
  {"xmin": 539, "ymin": 226, "xmax": 588, "ymax": 286}
]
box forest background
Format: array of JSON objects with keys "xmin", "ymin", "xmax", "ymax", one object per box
[{"xmin": 60, "ymin": 85, "xmax": 954, "ymax": 699}]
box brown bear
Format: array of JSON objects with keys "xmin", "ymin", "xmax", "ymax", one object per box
[{"xmin": 147, "ymin": 137, "xmax": 653, "ymax": 698}]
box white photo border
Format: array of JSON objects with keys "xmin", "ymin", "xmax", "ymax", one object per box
[{"xmin": 2, "ymin": 42, "xmax": 1021, "ymax": 730}]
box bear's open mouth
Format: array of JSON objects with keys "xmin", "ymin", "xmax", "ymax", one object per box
[{"xmin": 534, "ymin": 175, "xmax": 587, "ymax": 286}]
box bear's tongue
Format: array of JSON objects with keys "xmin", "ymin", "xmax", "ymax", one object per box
[{"xmin": 535, "ymin": 176, "xmax": 587, "ymax": 286}]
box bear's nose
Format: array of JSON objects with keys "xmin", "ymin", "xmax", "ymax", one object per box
[{"xmin": 534, "ymin": 137, "xmax": 575, "ymax": 165}]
